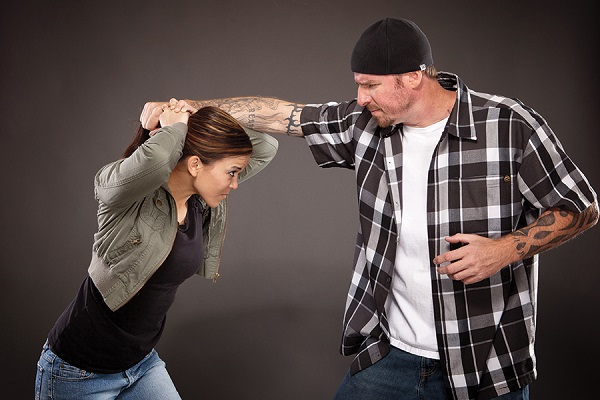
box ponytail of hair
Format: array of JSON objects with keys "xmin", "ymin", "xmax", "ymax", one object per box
[{"xmin": 120, "ymin": 106, "xmax": 252, "ymax": 163}]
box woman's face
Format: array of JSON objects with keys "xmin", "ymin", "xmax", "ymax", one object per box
[{"xmin": 194, "ymin": 154, "xmax": 251, "ymax": 208}]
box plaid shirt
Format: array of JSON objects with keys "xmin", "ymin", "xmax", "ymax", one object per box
[{"xmin": 300, "ymin": 72, "xmax": 596, "ymax": 400}]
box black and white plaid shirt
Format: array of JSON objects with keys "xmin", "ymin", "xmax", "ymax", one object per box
[{"xmin": 300, "ymin": 72, "xmax": 596, "ymax": 400}]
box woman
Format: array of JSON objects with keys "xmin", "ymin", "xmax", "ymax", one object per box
[{"xmin": 35, "ymin": 103, "xmax": 278, "ymax": 399}]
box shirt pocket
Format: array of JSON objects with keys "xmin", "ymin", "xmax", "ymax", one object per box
[
  {"xmin": 454, "ymin": 174, "xmax": 504, "ymax": 208},
  {"xmin": 447, "ymin": 174, "xmax": 516, "ymax": 235}
]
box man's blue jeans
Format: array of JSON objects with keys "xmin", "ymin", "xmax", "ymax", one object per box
[
  {"xmin": 35, "ymin": 342, "xmax": 181, "ymax": 399},
  {"xmin": 334, "ymin": 346, "xmax": 529, "ymax": 400}
]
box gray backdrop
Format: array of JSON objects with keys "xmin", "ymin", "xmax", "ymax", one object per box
[{"xmin": 2, "ymin": 1, "xmax": 598, "ymax": 399}]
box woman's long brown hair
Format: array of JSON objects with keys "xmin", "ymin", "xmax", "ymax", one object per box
[{"xmin": 122, "ymin": 106, "xmax": 252, "ymax": 163}]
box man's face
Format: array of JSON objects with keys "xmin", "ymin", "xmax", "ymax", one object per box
[{"xmin": 354, "ymin": 72, "xmax": 414, "ymax": 127}]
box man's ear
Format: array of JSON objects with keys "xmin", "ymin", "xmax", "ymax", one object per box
[
  {"xmin": 187, "ymin": 155, "xmax": 202, "ymax": 177},
  {"xmin": 407, "ymin": 70, "xmax": 424, "ymax": 88}
]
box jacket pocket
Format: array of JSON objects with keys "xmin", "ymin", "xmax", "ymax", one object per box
[
  {"xmin": 140, "ymin": 189, "xmax": 170, "ymax": 230},
  {"xmin": 106, "ymin": 225, "xmax": 142, "ymax": 264}
]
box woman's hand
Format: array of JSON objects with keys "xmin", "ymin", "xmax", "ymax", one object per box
[
  {"xmin": 140, "ymin": 98, "xmax": 198, "ymax": 134},
  {"xmin": 159, "ymin": 108, "xmax": 191, "ymax": 128}
]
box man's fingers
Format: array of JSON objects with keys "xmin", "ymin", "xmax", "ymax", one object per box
[
  {"xmin": 140, "ymin": 102, "xmax": 166, "ymax": 129},
  {"xmin": 433, "ymin": 246, "xmax": 464, "ymax": 265},
  {"xmin": 145, "ymin": 105, "xmax": 163, "ymax": 129},
  {"xmin": 140, "ymin": 102, "xmax": 151, "ymax": 124},
  {"xmin": 167, "ymin": 98, "xmax": 196, "ymax": 113},
  {"xmin": 151, "ymin": 106, "xmax": 163, "ymax": 118},
  {"xmin": 181, "ymin": 105, "xmax": 198, "ymax": 114},
  {"xmin": 167, "ymin": 98, "xmax": 187, "ymax": 111}
]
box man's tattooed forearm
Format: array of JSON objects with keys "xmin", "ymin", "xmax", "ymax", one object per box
[
  {"xmin": 284, "ymin": 103, "xmax": 302, "ymax": 135},
  {"xmin": 189, "ymin": 97, "xmax": 303, "ymax": 134},
  {"xmin": 510, "ymin": 206, "xmax": 598, "ymax": 259}
]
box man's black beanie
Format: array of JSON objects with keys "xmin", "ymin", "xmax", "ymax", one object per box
[{"xmin": 351, "ymin": 18, "xmax": 433, "ymax": 75}]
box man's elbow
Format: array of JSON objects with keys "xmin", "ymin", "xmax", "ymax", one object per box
[{"xmin": 586, "ymin": 201, "xmax": 599, "ymax": 228}]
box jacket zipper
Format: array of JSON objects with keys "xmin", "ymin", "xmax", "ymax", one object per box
[{"xmin": 212, "ymin": 197, "xmax": 228, "ymax": 283}]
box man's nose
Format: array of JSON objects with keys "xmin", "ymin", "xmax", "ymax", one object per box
[{"xmin": 357, "ymin": 87, "xmax": 371, "ymax": 107}]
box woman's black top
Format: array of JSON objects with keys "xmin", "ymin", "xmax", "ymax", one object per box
[{"xmin": 48, "ymin": 195, "xmax": 205, "ymax": 373}]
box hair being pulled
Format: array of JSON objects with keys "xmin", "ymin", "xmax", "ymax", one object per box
[
  {"xmin": 123, "ymin": 106, "xmax": 252, "ymax": 163},
  {"xmin": 184, "ymin": 106, "xmax": 252, "ymax": 165}
]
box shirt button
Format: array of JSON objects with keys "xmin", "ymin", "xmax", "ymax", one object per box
[
  {"xmin": 156, "ymin": 199, "xmax": 163, "ymax": 207},
  {"xmin": 503, "ymin": 175, "xmax": 511, "ymax": 183}
]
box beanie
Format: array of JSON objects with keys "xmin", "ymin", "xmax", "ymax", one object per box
[{"xmin": 351, "ymin": 18, "xmax": 433, "ymax": 75}]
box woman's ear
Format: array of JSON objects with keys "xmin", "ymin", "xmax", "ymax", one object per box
[{"xmin": 187, "ymin": 156, "xmax": 202, "ymax": 177}]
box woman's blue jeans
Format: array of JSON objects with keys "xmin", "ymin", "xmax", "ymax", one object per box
[
  {"xmin": 35, "ymin": 342, "xmax": 181, "ymax": 399},
  {"xmin": 334, "ymin": 346, "xmax": 529, "ymax": 400}
]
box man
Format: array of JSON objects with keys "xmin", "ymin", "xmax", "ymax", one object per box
[{"xmin": 142, "ymin": 18, "xmax": 597, "ymax": 400}]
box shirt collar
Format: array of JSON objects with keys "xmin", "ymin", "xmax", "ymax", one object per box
[{"xmin": 437, "ymin": 71, "xmax": 477, "ymax": 141}]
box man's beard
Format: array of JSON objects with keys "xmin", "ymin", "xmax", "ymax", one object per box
[
  {"xmin": 371, "ymin": 111, "xmax": 395, "ymax": 128},
  {"xmin": 371, "ymin": 98, "xmax": 412, "ymax": 128}
]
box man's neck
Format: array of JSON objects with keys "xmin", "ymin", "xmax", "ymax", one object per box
[{"xmin": 404, "ymin": 79, "xmax": 456, "ymax": 128}]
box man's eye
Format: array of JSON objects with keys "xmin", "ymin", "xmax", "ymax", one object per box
[{"xmin": 228, "ymin": 171, "xmax": 235, "ymax": 177}]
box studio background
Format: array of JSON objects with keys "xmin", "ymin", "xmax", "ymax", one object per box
[{"xmin": 1, "ymin": 1, "xmax": 598, "ymax": 399}]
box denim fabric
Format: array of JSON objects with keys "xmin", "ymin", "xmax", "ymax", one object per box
[
  {"xmin": 35, "ymin": 342, "xmax": 180, "ymax": 399},
  {"xmin": 334, "ymin": 347, "xmax": 529, "ymax": 400}
]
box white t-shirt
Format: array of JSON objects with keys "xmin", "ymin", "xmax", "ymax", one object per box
[{"xmin": 385, "ymin": 117, "xmax": 447, "ymax": 359}]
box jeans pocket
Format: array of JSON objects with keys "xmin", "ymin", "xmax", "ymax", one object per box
[
  {"xmin": 53, "ymin": 361, "xmax": 94, "ymax": 381},
  {"xmin": 50, "ymin": 353, "xmax": 95, "ymax": 382}
]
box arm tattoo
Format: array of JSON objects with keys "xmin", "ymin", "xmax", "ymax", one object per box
[
  {"xmin": 189, "ymin": 97, "xmax": 304, "ymax": 136},
  {"xmin": 510, "ymin": 204, "xmax": 598, "ymax": 259},
  {"xmin": 284, "ymin": 103, "xmax": 303, "ymax": 135}
]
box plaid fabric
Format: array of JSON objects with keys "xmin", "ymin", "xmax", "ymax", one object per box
[{"xmin": 300, "ymin": 72, "xmax": 596, "ymax": 400}]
